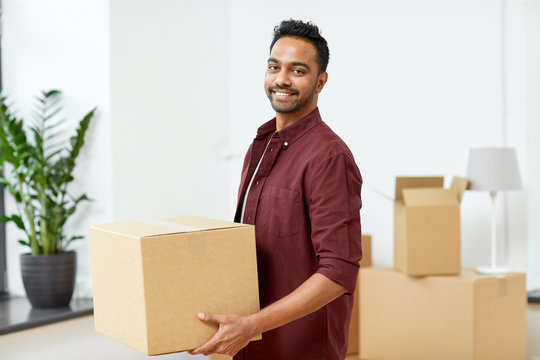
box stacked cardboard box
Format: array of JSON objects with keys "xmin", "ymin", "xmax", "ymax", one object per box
[
  {"xmin": 360, "ymin": 268, "xmax": 526, "ymax": 360},
  {"xmin": 394, "ymin": 176, "xmax": 467, "ymax": 276},
  {"xmin": 347, "ymin": 235, "xmax": 372, "ymax": 356},
  {"xmin": 90, "ymin": 217, "xmax": 261, "ymax": 355},
  {"xmin": 359, "ymin": 176, "xmax": 527, "ymax": 360}
]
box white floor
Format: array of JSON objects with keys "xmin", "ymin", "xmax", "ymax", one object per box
[
  {"xmin": 0, "ymin": 316, "xmax": 208, "ymax": 360},
  {"xmin": 1, "ymin": 305, "xmax": 539, "ymax": 360}
]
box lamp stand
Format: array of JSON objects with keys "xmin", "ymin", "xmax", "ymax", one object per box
[{"xmin": 476, "ymin": 191, "xmax": 511, "ymax": 275}]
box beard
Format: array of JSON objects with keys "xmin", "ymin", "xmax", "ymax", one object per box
[{"xmin": 266, "ymin": 82, "xmax": 317, "ymax": 114}]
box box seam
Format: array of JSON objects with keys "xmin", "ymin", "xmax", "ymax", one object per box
[
  {"xmin": 472, "ymin": 282, "xmax": 478, "ymax": 360},
  {"xmin": 144, "ymin": 226, "xmax": 251, "ymax": 238},
  {"xmin": 139, "ymin": 237, "xmax": 151, "ymax": 355}
]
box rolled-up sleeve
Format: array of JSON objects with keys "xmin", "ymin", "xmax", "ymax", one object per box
[{"xmin": 308, "ymin": 152, "xmax": 363, "ymax": 294}]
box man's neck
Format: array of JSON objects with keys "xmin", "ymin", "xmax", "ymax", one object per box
[{"xmin": 275, "ymin": 105, "xmax": 317, "ymax": 131}]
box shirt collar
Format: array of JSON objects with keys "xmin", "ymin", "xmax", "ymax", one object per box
[{"xmin": 256, "ymin": 107, "xmax": 322, "ymax": 149}]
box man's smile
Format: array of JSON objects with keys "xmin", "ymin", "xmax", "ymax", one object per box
[{"xmin": 269, "ymin": 87, "xmax": 299, "ymax": 100}]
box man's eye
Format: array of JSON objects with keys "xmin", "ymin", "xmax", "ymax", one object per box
[
  {"xmin": 268, "ymin": 65, "xmax": 278, "ymax": 71},
  {"xmin": 292, "ymin": 69, "xmax": 305, "ymax": 74}
]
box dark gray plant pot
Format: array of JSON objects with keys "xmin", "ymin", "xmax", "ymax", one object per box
[{"xmin": 20, "ymin": 251, "xmax": 76, "ymax": 308}]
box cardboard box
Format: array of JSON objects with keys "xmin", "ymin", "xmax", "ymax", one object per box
[
  {"xmin": 359, "ymin": 235, "xmax": 373, "ymax": 269},
  {"xmin": 90, "ymin": 217, "xmax": 261, "ymax": 355},
  {"xmin": 210, "ymin": 354, "xmax": 232, "ymax": 360},
  {"xmin": 360, "ymin": 267, "xmax": 527, "ymax": 360},
  {"xmin": 394, "ymin": 176, "xmax": 468, "ymax": 276},
  {"xmin": 347, "ymin": 234, "xmax": 372, "ymax": 355}
]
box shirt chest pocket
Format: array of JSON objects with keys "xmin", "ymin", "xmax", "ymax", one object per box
[{"xmin": 259, "ymin": 185, "xmax": 302, "ymax": 238}]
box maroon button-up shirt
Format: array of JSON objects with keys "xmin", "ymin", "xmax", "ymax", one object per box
[{"xmin": 233, "ymin": 108, "xmax": 363, "ymax": 360}]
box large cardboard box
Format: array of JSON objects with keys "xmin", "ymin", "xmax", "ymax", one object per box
[
  {"xmin": 360, "ymin": 267, "xmax": 527, "ymax": 360},
  {"xmin": 347, "ymin": 234, "xmax": 372, "ymax": 355},
  {"xmin": 394, "ymin": 176, "xmax": 468, "ymax": 276},
  {"xmin": 90, "ymin": 217, "xmax": 261, "ymax": 355},
  {"xmin": 210, "ymin": 354, "xmax": 232, "ymax": 360}
]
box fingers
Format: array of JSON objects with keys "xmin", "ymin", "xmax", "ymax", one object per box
[
  {"xmin": 198, "ymin": 312, "xmax": 226, "ymax": 324},
  {"xmin": 189, "ymin": 342, "xmax": 215, "ymax": 356},
  {"xmin": 188, "ymin": 335, "xmax": 227, "ymax": 356},
  {"xmin": 188, "ymin": 333, "xmax": 215, "ymax": 355},
  {"xmin": 190, "ymin": 313, "xmax": 246, "ymax": 355},
  {"xmin": 189, "ymin": 313, "xmax": 224, "ymax": 355},
  {"xmin": 189, "ymin": 342, "xmax": 238, "ymax": 357}
]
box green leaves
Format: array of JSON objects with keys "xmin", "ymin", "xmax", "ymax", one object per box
[
  {"xmin": 18, "ymin": 239, "xmax": 30, "ymax": 247},
  {"xmin": 0, "ymin": 89, "xmax": 96, "ymax": 254},
  {"xmin": 0, "ymin": 214, "xmax": 24, "ymax": 229},
  {"xmin": 0, "ymin": 215, "xmax": 29, "ymax": 249}
]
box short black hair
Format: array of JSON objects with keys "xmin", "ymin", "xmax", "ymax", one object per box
[{"xmin": 270, "ymin": 19, "xmax": 329, "ymax": 74}]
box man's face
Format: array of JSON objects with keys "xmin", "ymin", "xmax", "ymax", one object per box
[{"xmin": 265, "ymin": 37, "xmax": 327, "ymax": 116}]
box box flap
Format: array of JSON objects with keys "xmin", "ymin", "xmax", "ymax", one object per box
[
  {"xmin": 90, "ymin": 217, "xmax": 248, "ymax": 238},
  {"xmin": 450, "ymin": 176, "xmax": 468, "ymax": 203},
  {"xmin": 395, "ymin": 177, "xmax": 444, "ymax": 201},
  {"xmin": 402, "ymin": 188, "xmax": 458, "ymax": 206}
]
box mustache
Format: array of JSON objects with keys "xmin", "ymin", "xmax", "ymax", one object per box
[{"xmin": 268, "ymin": 85, "xmax": 299, "ymax": 95}]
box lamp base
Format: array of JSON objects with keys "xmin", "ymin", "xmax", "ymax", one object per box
[{"xmin": 476, "ymin": 265, "xmax": 511, "ymax": 275}]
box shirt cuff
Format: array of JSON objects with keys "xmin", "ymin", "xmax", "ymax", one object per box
[{"xmin": 316, "ymin": 257, "xmax": 360, "ymax": 295}]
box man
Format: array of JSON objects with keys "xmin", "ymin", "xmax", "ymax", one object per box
[{"xmin": 191, "ymin": 19, "xmax": 362, "ymax": 360}]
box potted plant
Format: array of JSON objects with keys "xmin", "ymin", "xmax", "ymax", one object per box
[{"xmin": 0, "ymin": 89, "xmax": 96, "ymax": 308}]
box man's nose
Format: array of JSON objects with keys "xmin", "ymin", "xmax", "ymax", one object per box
[{"xmin": 275, "ymin": 69, "xmax": 291, "ymax": 88}]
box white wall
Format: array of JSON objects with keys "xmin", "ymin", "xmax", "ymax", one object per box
[
  {"xmin": 109, "ymin": 0, "xmax": 232, "ymax": 222},
  {"xmin": 227, "ymin": 0, "xmax": 533, "ymax": 283},
  {"xmin": 2, "ymin": 0, "xmax": 234, "ymax": 297},
  {"xmin": 504, "ymin": 0, "xmax": 530, "ymax": 286},
  {"xmin": 2, "ymin": 0, "xmax": 539, "ymax": 296},
  {"xmin": 526, "ymin": 0, "xmax": 540, "ymax": 290},
  {"xmin": 2, "ymin": 0, "xmax": 112, "ymax": 297}
]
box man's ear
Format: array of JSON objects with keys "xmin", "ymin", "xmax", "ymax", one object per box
[{"xmin": 316, "ymin": 72, "xmax": 328, "ymax": 93}]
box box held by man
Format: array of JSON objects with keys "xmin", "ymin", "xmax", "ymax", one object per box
[{"xmin": 90, "ymin": 217, "xmax": 260, "ymax": 355}]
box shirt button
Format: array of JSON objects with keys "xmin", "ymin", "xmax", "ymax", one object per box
[
  {"xmin": 284, "ymin": 141, "xmax": 289, "ymax": 146},
  {"xmin": 256, "ymin": 181, "xmax": 259, "ymax": 185},
  {"xmin": 270, "ymin": 148, "xmax": 274, "ymax": 152},
  {"xmin": 247, "ymin": 216, "xmax": 251, "ymax": 220}
]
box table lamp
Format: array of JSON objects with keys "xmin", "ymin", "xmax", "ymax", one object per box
[{"xmin": 466, "ymin": 147, "xmax": 522, "ymax": 274}]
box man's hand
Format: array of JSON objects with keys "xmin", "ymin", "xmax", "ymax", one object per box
[
  {"xmin": 188, "ymin": 313, "xmax": 258, "ymax": 356},
  {"xmin": 189, "ymin": 274, "xmax": 346, "ymax": 356}
]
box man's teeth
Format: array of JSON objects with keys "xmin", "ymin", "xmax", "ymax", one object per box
[{"xmin": 276, "ymin": 92, "xmax": 292, "ymax": 96}]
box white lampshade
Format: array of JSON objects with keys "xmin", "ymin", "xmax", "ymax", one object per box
[{"xmin": 466, "ymin": 147, "xmax": 522, "ymax": 192}]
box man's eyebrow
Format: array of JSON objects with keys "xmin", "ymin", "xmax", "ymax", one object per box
[
  {"xmin": 267, "ymin": 58, "xmax": 311, "ymax": 70},
  {"xmin": 291, "ymin": 61, "xmax": 310, "ymax": 70}
]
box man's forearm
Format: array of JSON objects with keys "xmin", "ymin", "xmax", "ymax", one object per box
[
  {"xmin": 248, "ymin": 273, "xmax": 347, "ymax": 335},
  {"xmin": 189, "ymin": 272, "xmax": 349, "ymax": 356}
]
